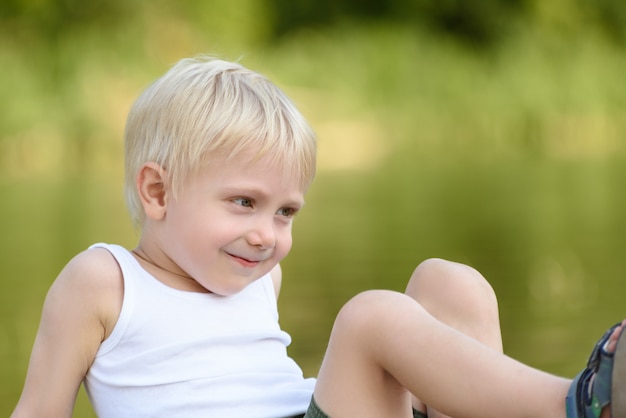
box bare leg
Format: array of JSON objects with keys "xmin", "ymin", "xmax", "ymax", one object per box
[
  {"xmin": 312, "ymin": 290, "xmax": 571, "ymax": 418},
  {"xmin": 405, "ymin": 258, "xmax": 503, "ymax": 417}
]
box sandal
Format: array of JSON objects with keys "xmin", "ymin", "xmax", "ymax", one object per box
[{"xmin": 566, "ymin": 322, "xmax": 626, "ymax": 417}]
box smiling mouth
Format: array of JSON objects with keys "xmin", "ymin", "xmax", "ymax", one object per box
[{"xmin": 227, "ymin": 253, "xmax": 262, "ymax": 267}]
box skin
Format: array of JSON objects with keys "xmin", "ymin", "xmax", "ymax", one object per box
[
  {"xmin": 309, "ymin": 257, "xmax": 625, "ymax": 418},
  {"xmin": 131, "ymin": 156, "xmax": 305, "ymax": 296},
  {"xmin": 12, "ymin": 153, "xmax": 306, "ymax": 417},
  {"xmin": 405, "ymin": 259, "xmax": 504, "ymax": 418},
  {"xmin": 11, "ymin": 150, "xmax": 621, "ymax": 418}
]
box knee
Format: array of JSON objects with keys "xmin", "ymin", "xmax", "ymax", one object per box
[
  {"xmin": 331, "ymin": 290, "xmax": 429, "ymax": 344},
  {"xmin": 334, "ymin": 290, "xmax": 399, "ymax": 330},
  {"xmin": 407, "ymin": 258, "xmax": 498, "ymax": 312},
  {"xmin": 413, "ymin": 257, "xmax": 483, "ymax": 280}
]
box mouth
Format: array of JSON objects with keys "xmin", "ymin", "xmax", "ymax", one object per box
[{"xmin": 226, "ymin": 252, "xmax": 263, "ymax": 268}]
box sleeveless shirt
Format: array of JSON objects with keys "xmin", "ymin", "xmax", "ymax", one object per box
[{"xmin": 83, "ymin": 243, "xmax": 315, "ymax": 417}]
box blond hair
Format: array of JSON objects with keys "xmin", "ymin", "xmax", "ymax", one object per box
[{"xmin": 124, "ymin": 56, "xmax": 317, "ymax": 227}]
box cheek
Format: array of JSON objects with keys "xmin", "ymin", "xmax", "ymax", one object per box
[{"xmin": 275, "ymin": 229, "xmax": 293, "ymax": 259}]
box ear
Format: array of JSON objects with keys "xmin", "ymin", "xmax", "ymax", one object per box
[{"xmin": 136, "ymin": 162, "xmax": 168, "ymax": 221}]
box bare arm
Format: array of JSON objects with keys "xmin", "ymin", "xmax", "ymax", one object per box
[{"xmin": 12, "ymin": 248, "xmax": 123, "ymax": 418}]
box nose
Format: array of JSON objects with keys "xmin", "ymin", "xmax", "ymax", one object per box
[{"xmin": 247, "ymin": 217, "xmax": 276, "ymax": 249}]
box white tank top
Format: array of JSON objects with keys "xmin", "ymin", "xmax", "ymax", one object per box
[{"xmin": 84, "ymin": 243, "xmax": 315, "ymax": 417}]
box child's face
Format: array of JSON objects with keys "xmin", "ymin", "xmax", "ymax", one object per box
[{"xmin": 156, "ymin": 152, "xmax": 306, "ymax": 296}]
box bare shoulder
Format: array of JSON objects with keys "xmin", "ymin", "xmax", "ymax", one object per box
[
  {"xmin": 269, "ymin": 263, "xmax": 282, "ymax": 300},
  {"xmin": 60, "ymin": 246, "xmax": 122, "ymax": 283},
  {"xmin": 11, "ymin": 247, "xmax": 124, "ymax": 417},
  {"xmin": 49, "ymin": 247, "xmax": 124, "ymax": 339}
]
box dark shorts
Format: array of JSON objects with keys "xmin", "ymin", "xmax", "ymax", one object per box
[{"xmin": 299, "ymin": 396, "xmax": 427, "ymax": 418}]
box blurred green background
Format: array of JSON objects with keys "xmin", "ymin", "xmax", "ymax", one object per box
[{"xmin": 2, "ymin": 0, "xmax": 626, "ymax": 415}]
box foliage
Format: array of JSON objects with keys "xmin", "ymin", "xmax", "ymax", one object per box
[
  {"xmin": 2, "ymin": 0, "xmax": 626, "ymax": 48},
  {"xmin": 1, "ymin": 2, "xmax": 626, "ymax": 417}
]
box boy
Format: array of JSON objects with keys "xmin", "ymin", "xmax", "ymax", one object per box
[{"xmin": 12, "ymin": 56, "xmax": 626, "ymax": 418}]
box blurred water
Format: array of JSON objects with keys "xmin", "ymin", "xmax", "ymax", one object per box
[{"xmin": 3, "ymin": 156, "xmax": 626, "ymax": 416}]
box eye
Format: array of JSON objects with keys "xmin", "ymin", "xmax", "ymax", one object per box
[
  {"xmin": 277, "ymin": 207, "xmax": 298, "ymax": 218},
  {"xmin": 232, "ymin": 197, "xmax": 253, "ymax": 208}
]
